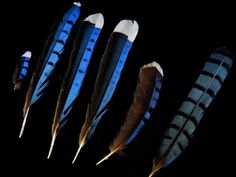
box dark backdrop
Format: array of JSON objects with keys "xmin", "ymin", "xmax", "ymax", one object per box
[{"xmin": 2, "ymin": 0, "xmax": 235, "ymax": 176}]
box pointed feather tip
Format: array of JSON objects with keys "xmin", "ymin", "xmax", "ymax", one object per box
[
  {"xmin": 73, "ymin": 1, "xmax": 81, "ymax": 7},
  {"xmin": 14, "ymin": 83, "xmax": 21, "ymax": 91},
  {"xmin": 114, "ymin": 20, "xmax": 139, "ymax": 42},
  {"xmin": 143, "ymin": 62, "xmax": 164, "ymax": 77},
  {"xmin": 148, "ymin": 171, "xmax": 156, "ymax": 177},
  {"xmin": 22, "ymin": 51, "xmax": 32, "ymax": 58},
  {"xmin": 84, "ymin": 13, "xmax": 104, "ymax": 29},
  {"xmin": 14, "ymin": 85, "xmax": 17, "ymax": 91},
  {"xmin": 47, "ymin": 132, "xmax": 57, "ymax": 159},
  {"xmin": 72, "ymin": 142, "xmax": 85, "ymax": 164},
  {"xmin": 96, "ymin": 150, "xmax": 117, "ymax": 165},
  {"xmin": 19, "ymin": 107, "xmax": 30, "ymax": 138},
  {"xmin": 148, "ymin": 164, "xmax": 162, "ymax": 177}
]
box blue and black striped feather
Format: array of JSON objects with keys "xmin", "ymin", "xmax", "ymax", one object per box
[
  {"xmin": 13, "ymin": 51, "xmax": 31, "ymax": 90},
  {"xmin": 79, "ymin": 28, "xmax": 136, "ymax": 146},
  {"xmin": 149, "ymin": 47, "xmax": 234, "ymax": 177},
  {"xmin": 23, "ymin": 2, "xmax": 81, "ymax": 116},
  {"xmin": 51, "ymin": 14, "xmax": 103, "ymax": 135},
  {"xmin": 72, "ymin": 20, "xmax": 139, "ymax": 163},
  {"xmin": 19, "ymin": 2, "xmax": 81, "ymax": 138}
]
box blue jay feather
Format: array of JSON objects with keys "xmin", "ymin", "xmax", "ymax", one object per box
[
  {"xmin": 13, "ymin": 51, "xmax": 32, "ymax": 90},
  {"xmin": 47, "ymin": 13, "xmax": 104, "ymax": 159},
  {"xmin": 19, "ymin": 2, "xmax": 81, "ymax": 138},
  {"xmin": 72, "ymin": 20, "xmax": 139, "ymax": 163},
  {"xmin": 149, "ymin": 47, "xmax": 234, "ymax": 177},
  {"xmin": 96, "ymin": 62, "xmax": 163, "ymax": 165}
]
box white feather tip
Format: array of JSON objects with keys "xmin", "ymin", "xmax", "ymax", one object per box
[
  {"xmin": 84, "ymin": 13, "xmax": 104, "ymax": 29},
  {"xmin": 143, "ymin": 62, "xmax": 164, "ymax": 76},
  {"xmin": 22, "ymin": 51, "xmax": 32, "ymax": 58},
  {"xmin": 114, "ymin": 20, "xmax": 139, "ymax": 42},
  {"xmin": 73, "ymin": 2, "xmax": 81, "ymax": 7}
]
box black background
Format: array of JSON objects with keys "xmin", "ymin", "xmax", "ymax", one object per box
[{"xmin": 2, "ymin": 0, "xmax": 235, "ymax": 176}]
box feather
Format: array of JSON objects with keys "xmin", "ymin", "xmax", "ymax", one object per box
[
  {"xmin": 19, "ymin": 2, "xmax": 81, "ymax": 138},
  {"xmin": 47, "ymin": 13, "xmax": 104, "ymax": 159},
  {"xmin": 12, "ymin": 51, "xmax": 32, "ymax": 91},
  {"xmin": 149, "ymin": 47, "xmax": 234, "ymax": 177},
  {"xmin": 72, "ymin": 20, "xmax": 139, "ymax": 164},
  {"xmin": 96, "ymin": 62, "xmax": 164, "ymax": 165}
]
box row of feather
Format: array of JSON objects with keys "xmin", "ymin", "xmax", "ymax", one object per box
[{"xmin": 12, "ymin": 1, "xmax": 234, "ymax": 177}]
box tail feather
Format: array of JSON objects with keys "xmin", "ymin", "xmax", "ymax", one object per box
[
  {"xmin": 72, "ymin": 19, "xmax": 139, "ymax": 163},
  {"xmin": 20, "ymin": 2, "xmax": 81, "ymax": 138},
  {"xmin": 149, "ymin": 47, "xmax": 234, "ymax": 176},
  {"xmin": 12, "ymin": 51, "xmax": 32, "ymax": 91},
  {"xmin": 96, "ymin": 62, "xmax": 163, "ymax": 165},
  {"xmin": 47, "ymin": 13, "xmax": 103, "ymax": 158}
]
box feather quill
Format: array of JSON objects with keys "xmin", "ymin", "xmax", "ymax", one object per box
[
  {"xmin": 47, "ymin": 13, "xmax": 104, "ymax": 159},
  {"xmin": 19, "ymin": 2, "xmax": 81, "ymax": 138},
  {"xmin": 12, "ymin": 51, "xmax": 32, "ymax": 91},
  {"xmin": 72, "ymin": 20, "xmax": 139, "ymax": 163},
  {"xmin": 96, "ymin": 62, "xmax": 164, "ymax": 165},
  {"xmin": 149, "ymin": 47, "xmax": 234, "ymax": 177}
]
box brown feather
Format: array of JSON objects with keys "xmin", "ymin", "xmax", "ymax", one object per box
[{"xmin": 110, "ymin": 63, "xmax": 160, "ymax": 151}]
